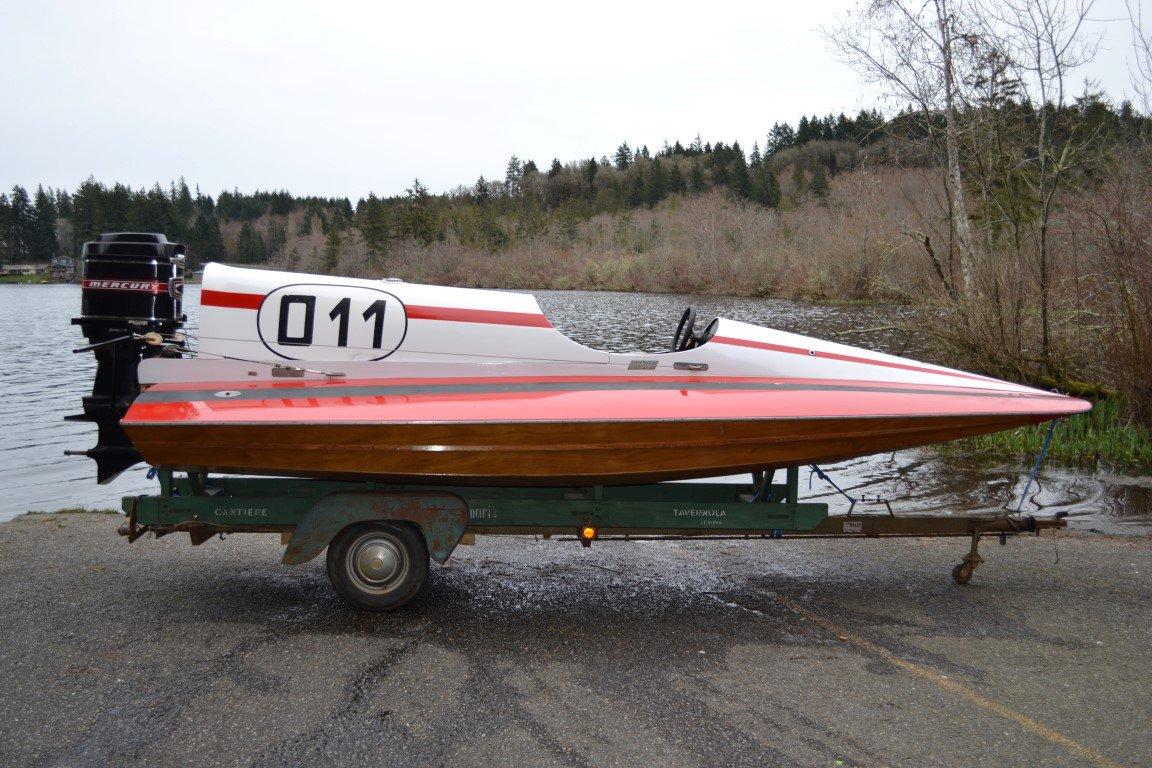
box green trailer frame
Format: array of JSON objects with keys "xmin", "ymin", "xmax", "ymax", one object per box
[{"xmin": 119, "ymin": 466, "xmax": 1066, "ymax": 609}]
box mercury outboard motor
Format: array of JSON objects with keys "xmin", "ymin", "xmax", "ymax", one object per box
[{"xmin": 67, "ymin": 233, "xmax": 185, "ymax": 482}]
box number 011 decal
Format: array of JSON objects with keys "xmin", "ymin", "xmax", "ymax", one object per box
[{"xmin": 256, "ymin": 284, "xmax": 407, "ymax": 361}]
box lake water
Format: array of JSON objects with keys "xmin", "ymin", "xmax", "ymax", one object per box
[{"xmin": 2, "ymin": 283, "xmax": 1149, "ymax": 534}]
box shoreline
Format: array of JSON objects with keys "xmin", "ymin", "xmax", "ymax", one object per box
[{"xmin": 2, "ymin": 275, "xmax": 895, "ymax": 305}]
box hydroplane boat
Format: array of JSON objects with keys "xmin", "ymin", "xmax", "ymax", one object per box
[{"xmin": 108, "ymin": 262, "xmax": 1088, "ymax": 486}]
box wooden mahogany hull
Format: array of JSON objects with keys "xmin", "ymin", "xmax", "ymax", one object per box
[{"xmin": 124, "ymin": 412, "xmax": 1054, "ymax": 486}]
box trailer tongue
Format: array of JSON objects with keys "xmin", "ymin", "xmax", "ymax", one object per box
[{"xmin": 69, "ymin": 232, "xmax": 1068, "ymax": 611}]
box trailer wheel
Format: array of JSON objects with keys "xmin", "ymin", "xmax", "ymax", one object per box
[{"xmin": 326, "ymin": 522, "xmax": 428, "ymax": 611}]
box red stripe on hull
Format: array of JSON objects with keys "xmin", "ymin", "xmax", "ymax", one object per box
[
  {"xmin": 199, "ymin": 290, "xmax": 552, "ymax": 328},
  {"xmin": 124, "ymin": 386, "xmax": 1086, "ymax": 425},
  {"xmin": 710, "ymin": 335, "xmax": 996, "ymax": 383},
  {"xmin": 405, "ymin": 305, "xmax": 552, "ymax": 328},
  {"xmin": 201, "ymin": 289, "xmax": 264, "ymax": 310}
]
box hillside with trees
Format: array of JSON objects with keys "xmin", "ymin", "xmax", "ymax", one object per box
[{"xmin": 0, "ymin": 109, "xmax": 894, "ymax": 271}]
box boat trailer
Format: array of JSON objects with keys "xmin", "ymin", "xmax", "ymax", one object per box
[{"xmin": 121, "ymin": 466, "xmax": 1066, "ymax": 610}]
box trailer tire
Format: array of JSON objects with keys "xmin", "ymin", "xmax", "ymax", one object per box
[{"xmin": 326, "ymin": 521, "xmax": 428, "ymax": 611}]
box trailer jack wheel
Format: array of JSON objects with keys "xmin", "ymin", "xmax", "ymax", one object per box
[
  {"xmin": 952, "ymin": 533, "xmax": 984, "ymax": 585},
  {"xmin": 326, "ymin": 522, "xmax": 428, "ymax": 611}
]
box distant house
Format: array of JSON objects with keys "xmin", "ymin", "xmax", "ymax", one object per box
[
  {"xmin": 0, "ymin": 258, "xmax": 76, "ymax": 281},
  {"xmin": 0, "ymin": 262, "xmax": 48, "ymax": 277},
  {"xmin": 50, "ymin": 256, "xmax": 76, "ymax": 282}
]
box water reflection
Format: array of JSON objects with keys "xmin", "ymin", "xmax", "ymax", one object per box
[{"xmin": 0, "ymin": 283, "xmax": 1147, "ymax": 533}]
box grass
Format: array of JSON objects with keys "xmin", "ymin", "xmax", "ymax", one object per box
[{"xmin": 946, "ymin": 398, "xmax": 1152, "ymax": 470}]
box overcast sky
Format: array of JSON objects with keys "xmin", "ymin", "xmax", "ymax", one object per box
[{"xmin": 0, "ymin": 0, "xmax": 1144, "ymax": 200}]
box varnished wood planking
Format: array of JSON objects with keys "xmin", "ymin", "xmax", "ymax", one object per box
[{"xmin": 124, "ymin": 413, "xmax": 1045, "ymax": 486}]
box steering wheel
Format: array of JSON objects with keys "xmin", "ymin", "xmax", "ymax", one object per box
[
  {"xmin": 671, "ymin": 306, "xmax": 697, "ymax": 352},
  {"xmin": 697, "ymin": 317, "xmax": 719, "ymax": 345}
]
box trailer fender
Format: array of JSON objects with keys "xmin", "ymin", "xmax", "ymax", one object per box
[{"xmin": 282, "ymin": 491, "xmax": 469, "ymax": 565}]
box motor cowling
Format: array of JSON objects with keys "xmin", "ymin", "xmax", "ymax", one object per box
[{"xmin": 68, "ymin": 233, "xmax": 186, "ymax": 483}]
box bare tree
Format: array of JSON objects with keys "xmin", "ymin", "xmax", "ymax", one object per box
[
  {"xmin": 976, "ymin": 0, "xmax": 1099, "ymax": 367},
  {"xmin": 830, "ymin": 0, "xmax": 1105, "ymax": 388},
  {"xmin": 825, "ymin": 0, "xmax": 979, "ymax": 297},
  {"xmin": 1126, "ymin": 0, "xmax": 1152, "ymax": 115}
]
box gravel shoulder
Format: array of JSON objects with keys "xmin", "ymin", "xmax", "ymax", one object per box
[{"xmin": 0, "ymin": 513, "xmax": 1148, "ymax": 768}]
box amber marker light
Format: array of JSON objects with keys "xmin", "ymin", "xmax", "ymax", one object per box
[{"xmin": 581, "ymin": 526, "xmax": 597, "ymax": 540}]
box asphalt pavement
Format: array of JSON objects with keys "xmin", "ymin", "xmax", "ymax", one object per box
[{"xmin": 0, "ymin": 513, "xmax": 1148, "ymax": 768}]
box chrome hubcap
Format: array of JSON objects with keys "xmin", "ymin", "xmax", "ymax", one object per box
[{"xmin": 346, "ymin": 533, "xmax": 407, "ymax": 594}]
